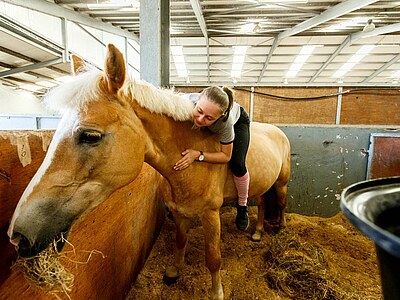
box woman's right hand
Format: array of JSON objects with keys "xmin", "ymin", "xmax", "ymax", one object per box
[{"xmin": 173, "ymin": 149, "xmax": 200, "ymax": 171}]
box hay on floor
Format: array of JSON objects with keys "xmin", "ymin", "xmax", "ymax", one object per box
[{"xmin": 264, "ymin": 229, "xmax": 359, "ymax": 300}]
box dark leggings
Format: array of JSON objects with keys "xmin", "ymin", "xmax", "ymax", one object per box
[{"xmin": 228, "ymin": 107, "xmax": 250, "ymax": 177}]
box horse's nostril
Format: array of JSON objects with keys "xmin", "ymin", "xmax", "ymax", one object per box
[
  {"xmin": 10, "ymin": 232, "xmax": 31, "ymax": 250},
  {"xmin": 10, "ymin": 232, "xmax": 21, "ymax": 246}
]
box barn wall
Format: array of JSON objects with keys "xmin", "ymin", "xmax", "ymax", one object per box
[
  {"xmin": 0, "ymin": 131, "xmax": 165, "ymax": 300},
  {"xmin": 175, "ymin": 86, "xmax": 400, "ymax": 125}
]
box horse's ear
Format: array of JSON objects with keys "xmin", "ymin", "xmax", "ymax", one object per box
[
  {"xmin": 104, "ymin": 44, "xmax": 126, "ymax": 93},
  {"xmin": 71, "ymin": 54, "xmax": 86, "ymax": 76}
]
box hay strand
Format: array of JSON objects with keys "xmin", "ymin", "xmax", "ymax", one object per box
[
  {"xmin": 13, "ymin": 235, "xmax": 104, "ymax": 299},
  {"xmin": 264, "ymin": 230, "xmax": 360, "ymax": 300}
]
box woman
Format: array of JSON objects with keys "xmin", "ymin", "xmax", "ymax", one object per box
[{"xmin": 174, "ymin": 86, "xmax": 251, "ymax": 231}]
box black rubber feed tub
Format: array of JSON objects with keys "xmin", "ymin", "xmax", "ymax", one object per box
[{"xmin": 341, "ymin": 176, "xmax": 400, "ymax": 300}]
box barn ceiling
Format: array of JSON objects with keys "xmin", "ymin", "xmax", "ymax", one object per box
[{"xmin": 1, "ymin": 0, "xmax": 400, "ymax": 96}]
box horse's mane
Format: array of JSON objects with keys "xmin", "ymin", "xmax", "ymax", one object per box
[{"xmin": 44, "ymin": 69, "xmax": 194, "ymax": 122}]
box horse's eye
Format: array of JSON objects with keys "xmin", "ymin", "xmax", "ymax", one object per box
[{"xmin": 78, "ymin": 131, "xmax": 103, "ymax": 144}]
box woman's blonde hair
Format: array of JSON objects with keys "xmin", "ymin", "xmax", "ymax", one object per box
[{"xmin": 200, "ymin": 86, "xmax": 234, "ymax": 122}]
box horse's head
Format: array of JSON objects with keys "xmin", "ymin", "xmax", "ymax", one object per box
[{"xmin": 8, "ymin": 45, "xmax": 147, "ymax": 257}]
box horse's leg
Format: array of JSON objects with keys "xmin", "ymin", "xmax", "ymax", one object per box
[
  {"xmin": 163, "ymin": 213, "xmax": 191, "ymax": 285},
  {"xmin": 201, "ymin": 208, "xmax": 224, "ymax": 300},
  {"xmin": 272, "ymin": 178, "xmax": 288, "ymax": 232},
  {"xmin": 273, "ymin": 154, "xmax": 290, "ymax": 231},
  {"xmin": 251, "ymin": 196, "xmax": 264, "ymax": 242}
]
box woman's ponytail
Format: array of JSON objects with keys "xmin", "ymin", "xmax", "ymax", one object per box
[{"xmin": 222, "ymin": 87, "xmax": 234, "ymax": 122}]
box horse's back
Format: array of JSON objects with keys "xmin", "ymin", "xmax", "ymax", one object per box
[{"xmin": 223, "ymin": 122, "xmax": 290, "ymax": 201}]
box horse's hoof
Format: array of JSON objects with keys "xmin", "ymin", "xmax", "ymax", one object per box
[
  {"xmin": 251, "ymin": 231, "xmax": 262, "ymax": 242},
  {"xmin": 272, "ymin": 225, "xmax": 282, "ymax": 234},
  {"xmin": 163, "ymin": 274, "xmax": 179, "ymax": 286}
]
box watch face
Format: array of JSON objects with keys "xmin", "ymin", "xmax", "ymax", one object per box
[{"xmin": 199, "ymin": 154, "xmax": 205, "ymax": 161}]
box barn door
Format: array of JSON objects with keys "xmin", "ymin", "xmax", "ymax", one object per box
[{"xmin": 366, "ymin": 132, "xmax": 400, "ymax": 179}]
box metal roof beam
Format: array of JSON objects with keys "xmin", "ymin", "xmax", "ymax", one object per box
[
  {"xmin": 257, "ymin": 0, "xmax": 379, "ymax": 83},
  {"xmin": 309, "ymin": 36, "xmax": 351, "ymax": 83},
  {"xmin": 362, "ymin": 53, "xmax": 400, "ymax": 83},
  {"xmin": 278, "ymin": 0, "xmax": 380, "ymax": 40},
  {"xmin": 351, "ymin": 22, "xmax": 400, "ymax": 42},
  {"xmin": 189, "ymin": 0, "xmax": 210, "ymax": 82},
  {"xmin": 309, "ymin": 22, "xmax": 400, "ymax": 83},
  {"xmin": 0, "ymin": 58, "xmax": 64, "ymax": 77},
  {"xmin": 0, "ymin": 45, "xmax": 69, "ymax": 75},
  {"xmin": 3, "ymin": 0, "xmax": 138, "ymax": 41},
  {"xmin": 189, "ymin": 0, "xmax": 208, "ymax": 39},
  {"xmin": 257, "ymin": 38, "xmax": 279, "ymax": 83}
]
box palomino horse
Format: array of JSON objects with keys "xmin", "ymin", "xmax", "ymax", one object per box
[{"xmin": 8, "ymin": 44, "xmax": 290, "ymax": 300}]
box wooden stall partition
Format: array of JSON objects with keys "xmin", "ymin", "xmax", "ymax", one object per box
[
  {"xmin": 252, "ymin": 87, "xmax": 338, "ymax": 124},
  {"xmin": 0, "ymin": 131, "xmax": 165, "ymax": 300},
  {"xmin": 340, "ymin": 89, "xmax": 400, "ymax": 125}
]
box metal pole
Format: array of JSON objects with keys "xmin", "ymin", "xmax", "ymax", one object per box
[{"xmin": 335, "ymin": 86, "xmax": 343, "ymax": 125}]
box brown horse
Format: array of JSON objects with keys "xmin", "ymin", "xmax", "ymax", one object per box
[{"xmin": 7, "ymin": 44, "xmax": 290, "ymax": 299}]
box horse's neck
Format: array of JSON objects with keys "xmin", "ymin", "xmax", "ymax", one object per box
[{"xmin": 131, "ymin": 101, "xmax": 196, "ymax": 173}]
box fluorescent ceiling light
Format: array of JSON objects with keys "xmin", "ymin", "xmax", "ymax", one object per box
[
  {"xmin": 333, "ymin": 45, "xmax": 375, "ymax": 78},
  {"xmin": 171, "ymin": 46, "xmax": 188, "ymax": 78},
  {"xmin": 285, "ymin": 45, "xmax": 320, "ymax": 78},
  {"xmin": 231, "ymin": 46, "xmax": 249, "ymax": 78}
]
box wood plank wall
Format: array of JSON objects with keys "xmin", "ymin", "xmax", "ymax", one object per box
[
  {"xmin": 0, "ymin": 131, "xmax": 165, "ymax": 300},
  {"xmin": 175, "ymin": 86, "xmax": 400, "ymax": 125}
]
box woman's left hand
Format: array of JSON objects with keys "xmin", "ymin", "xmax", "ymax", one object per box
[{"xmin": 173, "ymin": 149, "xmax": 199, "ymax": 170}]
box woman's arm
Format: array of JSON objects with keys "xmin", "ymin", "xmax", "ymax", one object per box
[{"xmin": 173, "ymin": 143, "xmax": 233, "ymax": 171}]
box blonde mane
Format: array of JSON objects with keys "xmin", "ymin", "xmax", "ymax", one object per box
[{"xmin": 44, "ymin": 69, "xmax": 194, "ymax": 122}]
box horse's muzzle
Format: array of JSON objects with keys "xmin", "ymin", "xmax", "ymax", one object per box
[{"xmin": 9, "ymin": 231, "xmax": 41, "ymax": 257}]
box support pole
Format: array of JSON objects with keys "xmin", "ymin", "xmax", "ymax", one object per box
[{"xmin": 140, "ymin": 0, "xmax": 170, "ymax": 87}]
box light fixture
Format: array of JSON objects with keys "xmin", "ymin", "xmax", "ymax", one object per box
[
  {"xmin": 253, "ymin": 23, "xmax": 262, "ymax": 33},
  {"xmin": 231, "ymin": 46, "xmax": 250, "ymax": 78},
  {"xmin": 363, "ymin": 19, "xmax": 375, "ymax": 32}
]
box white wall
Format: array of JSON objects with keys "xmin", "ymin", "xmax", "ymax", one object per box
[{"xmin": 0, "ymin": 84, "xmax": 53, "ymax": 115}]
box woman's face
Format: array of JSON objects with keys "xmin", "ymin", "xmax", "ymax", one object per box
[{"xmin": 193, "ymin": 96, "xmax": 222, "ymax": 127}]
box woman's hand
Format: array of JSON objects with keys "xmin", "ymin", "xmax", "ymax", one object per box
[{"xmin": 173, "ymin": 149, "xmax": 200, "ymax": 170}]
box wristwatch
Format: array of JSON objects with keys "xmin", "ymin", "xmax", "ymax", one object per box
[{"xmin": 198, "ymin": 151, "xmax": 205, "ymax": 162}]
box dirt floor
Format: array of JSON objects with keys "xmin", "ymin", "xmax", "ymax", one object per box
[{"xmin": 126, "ymin": 206, "xmax": 382, "ymax": 300}]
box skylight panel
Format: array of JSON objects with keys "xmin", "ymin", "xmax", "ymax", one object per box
[
  {"xmin": 171, "ymin": 46, "xmax": 188, "ymax": 78},
  {"xmin": 285, "ymin": 45, "xmax": 320, "ymax": 78},
  {"xmin": 231, "ymin": 46, "xmax": 249, "ymax": 79},
  {"xmin": 333, "ymin": 45, "xmax": 375, "ymax": 78}
]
